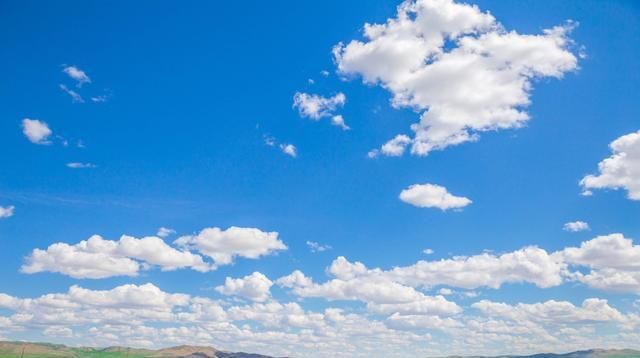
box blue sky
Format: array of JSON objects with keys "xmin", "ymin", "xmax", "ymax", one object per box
[{"xmin": 1, "ymin": 0, "xmax": 640, "ymax": 357}]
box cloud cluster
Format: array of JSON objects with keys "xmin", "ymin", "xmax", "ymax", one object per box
[
  {"xmin": 399, "ymin": 183, "xmax": 472, "ymax": 210},
  {"xmin": 1, "ymin": 278, "xmax": 638, "ymax": 358},
  {"xmin": 334, "ymin": 0, "xmax": 578, "ymax": 156},
  {"xmin": 60, "ymin": 65, "xmax": 109, "ymax": 103},
  {"xmin": 293, "ymin": 92, "xmax": 349, "ymax": 130},
  {"xmin": 22, "ymin": 226, "xmax": 287, "ymax": 279},
  {"xmin": 279, "ymin": 233, "xmax": 640, "ymax": 298},
  {"xmin": 581, "ymin": 129, "xmax": 640, "ymax": 200}
]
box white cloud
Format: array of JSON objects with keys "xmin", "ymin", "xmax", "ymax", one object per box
[
  {"xmin": 277, "ymin": 268, "xmax": 461, "ymax": 316},
  {"xmin": 334, "ymin": 0, "xmax": 577, "ymax": 156},
  {"xmin": 331, "ymin": 115, "xmax": 350, "ymax": 130},
  {"xmin": 473, "ymin": 298, "xmax": 626, "ymax": 325},
  {"xmin": 216, "ymin": 272, "xmax": 274, "ymax": 302},
  {"xmin": 60, "ymin": 84, "xmax": 85, "ymax": 103},
  {"xmin": 438, "ymin": 288, "xmax": 453, "ymax": 296},
  {"xmin": 381, "ymin": 134, "xmax": 412, "ymax": 157},
  {"xmin": 157, "ymin": 227, "xmax": 176, "ymax": 238},
  {"xmin": 307, "ymin": 241, "xmax": 332, "ymax": 253},
  {"xmin": 174, "ymin": 226, "xmax": 287, "ymax": 266},
  {"xmin": 563, "ymin": 221, "xmax": 590, "ymax": 232},
  {"xmin": 423, "ymin": 248, "xmax": 434, "ymax": 255},
  {"xmin": 0, "ymin": 206, "xmax": 14, "ymax": 219},
  {"xmin": 21, "ymin": 234, "xmax": 212, "ymax": 279},
  {"xmin": 399, "ymin": 183, "xmax": 472, "ymax": 210},
  {"xmin": 580, "ymin": 130, "xmax": 640, "ymax": 200},
  {"xmin": 66, "ymin": 162, "xmax": 97, "ymax": 169},
  {"xmin": 22, "ymin": 118, "xmax": 52, "ymax": 144},
  {"xmin": 63, "ymin": 65, "xmax": 91, "ymax": 87},
  {"xmin": 293, "ymin": 92, "xmax": 347, "ymax": 128},
  {"xmin": 561, "ymin": 233, "xmax": 640, "ymax": 293},
  {"xmin": 279, "ymin": 143, "xmax": 297, "ymax": 157}
]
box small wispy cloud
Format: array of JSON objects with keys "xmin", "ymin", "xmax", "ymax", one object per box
[
  {"xmin": 0, "ymin": 205, "xmax": 14, "ymax": 219},
  {"xmin": 293, "ymin": 92, "xmax": 349, "ymax": 130},
  {"xmin": 280, "ymin": 144, "xmax": 297, "ymax": 158},
  {"xmin": 563, "ymin": 221, "xmax": 590, "ymax": 232},
  {"xmin": 263, "ymin": 134, "xmax": 297, "ymax": 158},
  {"xmin": 306, "ymin": 241, "xmax": 331, "ymax": 253},
  {"xmin": 60, "ymin": 84, "xmax": 85, "ymax": 103},
  {"xmin": 157, "ymin": 227, "xmax": 176, "ymax": 238},
  {"xmin": 66, "ymin": 162, "xmax": 97, "ymax": 169},
  {"xmin": 91, "ymin": 95, "xmax": 108, "ymax": 103},
  {"xmin": 62, "ymin": 65, "xmax": 91, "ymax": 87}
]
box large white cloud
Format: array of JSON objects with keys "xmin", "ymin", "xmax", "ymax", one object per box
[
  {"xmin": 174, "ymin": 226, "xmax": 287, "ymax": 266},
  {"xmin": 561, "ymin": 233, "xmax": 640, "ymax": 293},
  {"xmin": 334, "ymin": 0, "xmax": 577, "ymax": 156},
  {"xmin": 21, "ymin": 234, "xmax": 211, "ymax": 279},
  {"xmin": 580, "ymin": 130, "xmax": 640, "ymax": 200},
  {"xmin": 22, "ymin": 226, "xmax": 287, "ymax": 279},
  {"xmin": 472, "ymin": 298, "xmax": 627, "ymax": 325},
  {"xmin": 399, "ymin": 183, "xmax": 472, "ymax": 210},
  {"xmin": 21, "ymin": 118, "xmax": 53, "ymax": 144}
]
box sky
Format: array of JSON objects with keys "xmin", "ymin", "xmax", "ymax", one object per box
[{"xmin": 1, "ymin": 0, "xmax": 640, "ymax": 357}]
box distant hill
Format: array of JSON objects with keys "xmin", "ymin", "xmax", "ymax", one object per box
[
  {"xmin": 442, "ymin": 349, "xmax": 640, "ymax": 358},
  {"xmin": 0, "ymin": 341, "xmax": 282, "ymax": 358},
  {"xmin": 1, "ymin": 342, "xmax": 638, "ymax": 358}
]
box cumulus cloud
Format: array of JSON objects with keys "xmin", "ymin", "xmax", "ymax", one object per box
[
  {"xmin": 561, "ymin": 233, "xmax": 640, "ymax": 293},
  {"xmin": 66, "ymin": 162, "xmax": 97, "ymax": 169},
  {"xmin": 334, "ymin": 0, "xmax": 578, "ymax": 156},
  {"xmin": 473, "ymin": 298, "xmax": 627, "ymax": 325},
  {"xmin": 563, "ymin": 221, "xmax": 590, "ymax": 232},
  {"xmin": 174, "ymin": 226, "xmax": 287, "ymax": 266},
  {"xmin": 22, "ymin": 118, "xmax": 52, "ymax": 144},
  {"xmin": 63, "ymin": 65, "xmax": 91, "ymax": 87},
  {"xmin": 0, "ymin": 206, "xmax": 14, "ymax": 219},
  {"xmin": 22, "ymin": 234, "xmax": 211, "ymax": 279},
  {"xmin": 216, "ymin": 272, "xmax": 274, "ymax": 302},
  {"xmin": 580, "ymin": 130, "xmax": 640, "ymax": 200},
  {"xmin": 399, "ymin": 183, "xmax": 472, "ymax": 210},
  {"xmin": 277, "ymin": 266, "xmax": 462, "ymax": 317}
]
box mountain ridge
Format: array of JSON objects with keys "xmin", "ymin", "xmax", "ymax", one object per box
[
  {"xmin": 1, "ymin": 341, "xmax": 639, "ymax": 358},
  {"xmin": 0, "ymin": 341, "xmax": 283, "ymax": 358}
]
